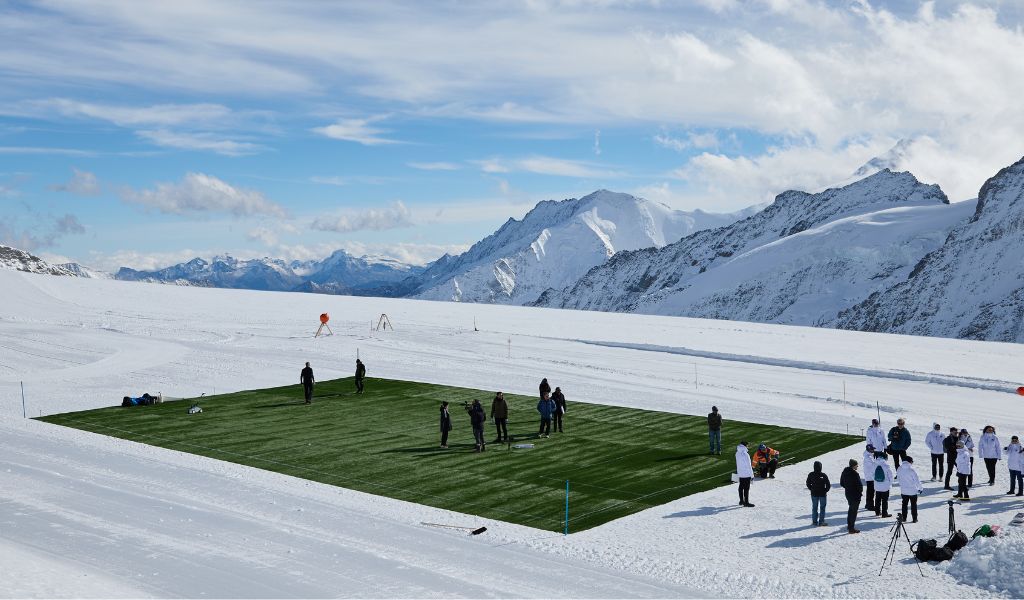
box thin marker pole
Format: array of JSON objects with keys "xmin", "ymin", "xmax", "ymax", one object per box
[
  {"xmin": 564, "ymin": 480, "xmax": 570, "ymax": 536},
  {"xmin": 21, "ymin": 381, "xmax": 26, "ymax": 418},
  {"xmin": 843, "ymin": 380, "xmax": 847, "ymax": 404},
  {"xmin": 694, "ymin": 363, "xmax": 698, "ymax": 392}
]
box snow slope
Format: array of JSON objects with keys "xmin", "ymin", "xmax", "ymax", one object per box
[
  {"xmin": 640, "ymin": 200, "xmax": 975, "ymax": 326},
  {"xmin": 837, "ymin": 156, "xmax": 1024, "ymax": 342},
  {"xmin": 413, "ymin": 190, "xmax": 749, "ymax": 305},
  {"xmin": 3, "ymin": 270, "xmax": 1024, "ymax": 598}
]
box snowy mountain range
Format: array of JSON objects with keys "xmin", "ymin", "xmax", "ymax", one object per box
[
  {"xmin": 115, "ymin": 250, "xmax": 424, "ymax": 295},
  {"xmin": 0, "ymin": 245, "xmax": 87, "ymax": 277},
  {"xmin": 407, "ymin": 190, "xmax": 754, "ymax": 305}
]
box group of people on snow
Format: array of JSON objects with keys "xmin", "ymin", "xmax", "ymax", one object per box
[
  {"xmin": 728, "ymin": 412, "xmax": 1024, "ymax": 536},
  {"xmin": 297, "ymin": 359, "xmax": 366, "ymax": 404},
  {"xmin": 440, "ymin": 378, "xmax": 569, "ymax": 452}
]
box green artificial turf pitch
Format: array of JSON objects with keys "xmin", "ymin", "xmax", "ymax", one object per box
[{"xmin": 40, "ymin": 377, "xmax": 859, "ymax": 532}]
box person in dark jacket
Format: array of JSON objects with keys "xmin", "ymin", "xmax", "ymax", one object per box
[
  {"xmin": 539, "ymin": 378, "xmax": 551, "ymax": 400},
  {"xmin": 355, "ymin": 359, "xmax": 366, "ymax": 394},
  {"xmin": 806, "ymin": 461, "xmax": 831, "ymax": 526},
  {"xmin": 943, "ymin": 426, "xmax": 960, "ymax": 490},
  {"xmin": 537, "ymin": 394, "xmax": 556, "ymax": 437},
  {"xmin": 708, "ymin": 406, "xmax": 723, "ymax": 455},
  {"xmin": 300, "ymin": 362, "xmax": 315, "ymax": 404},
  {"xmin": 551, "ymin": 387, "xmax": 567, "ymax": 433},
  {"xmin": 490, "ymin": 392, "xmax": 509, "ymax": 443},
  {"xmin": 887, "ymin": 417, "xmax": 911, "ymax": 469},
  {"xmin": 467, "ymin": 399, "xmax": 486, "ymax": 452},
  {"xmin": 439, "ymin": 401, "xmax": 452, "ymax": 448},
  {"xmin": 840, "ymin": 459, "xmax": 863, "ymax": 534}
]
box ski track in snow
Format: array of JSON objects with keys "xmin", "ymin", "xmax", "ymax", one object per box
[{"xmin": 2, "ymin": 270, "xmax": 1023, "ymax": 598}]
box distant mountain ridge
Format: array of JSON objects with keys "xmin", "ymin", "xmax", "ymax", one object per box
[{"xmin": 0, "ymin": 245, "xmax": 87, "ymax": 277}]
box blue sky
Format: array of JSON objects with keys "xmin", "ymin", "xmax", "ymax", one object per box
[{"xmin": 2, "ymin": 0, "xmax": 1024, "ymax": 271}]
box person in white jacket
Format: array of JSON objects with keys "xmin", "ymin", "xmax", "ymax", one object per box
[
  {"xmin": 1006, "ymin": 435, "xmax": 1023, "ymax": 496},
  {"xmin": 959, "ymin": 429, "xmax": 975, "ymax": 487},
  {"xmin": 871, "ymin": 451, "xmax": 894, "ymax": 517},
  {"xmin": 925, "ymin": 423, "xmax": 946, "ymax": 481},
  {"xmin": 866, "ymin": 419, "xmax": 887, "ymax": 454},
  {"xmin": 897, "ymin": 456, "xmax": 924, "ymax": 523},
  {"xmin": 862, "ymin": 444, "xmax": 877, "ymax": 511},
  {"xmin": 955, "ymin": 442, "xmax": 973, "ymax": 500},
  {"xmin": 978, "ymin": 425, "xmax": 1002, "ymax": 486},
  {"xmin": 736, "ymin": 441, "xmax": 754, "ymax": 507}
]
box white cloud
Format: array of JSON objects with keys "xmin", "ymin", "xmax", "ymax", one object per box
[
  {"xmin": 136, "ymin": 130, "xmax": 264, "ymax": 156},
  {"xmin": 654, "ymin": 131, "xmax": 720, "ymax": 152},
  {"xmin": 472, "ymin": 156, "xmax": 622, "ymax": 178},
  {"xmin": 50, "ymin": 168, "xmax": 101, "ymax": 196},
  {"xmin": 0, "ymin": 213, "xmax": 86, "ymax": 251},
  {"xmin": 246, "ymin": 227, "xmax": 278, "ymax": 246},
  {"xmin": 593, "ymin": 130, "xmax": 601, "ymax": 156},
  {"xmin": 0, "ymin": 146, "xmax": 96, "ymax": 156},
  {"xmin": 30, "ymin": 98, "xmax": 232, "ymax": 127},
  {"xmin": 120, "ymin": 173, "xmax": 287, "ymax": 218},
  {"xmin": 408, "ymin": 161, "xmax": 461, "ymax": 171},
  {"xmin": 309, "ymin": 175, "xmax": 390, "ymax": 186},
  {"xmin": 312, "ymin": 116, "xmax": 401, "ymax": 145},
  {"xmin": 310, "ymin": 201, "xmax": 414, "ymax": 233}
]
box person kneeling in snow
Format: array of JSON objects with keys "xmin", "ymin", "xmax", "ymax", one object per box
[
  {"xmin": 897, "ymin": 455, "xmax": 923, "ymax": 523},
  {"xmin": 753, "ymin": 443, "xmax": 779, "ymax": 479}
]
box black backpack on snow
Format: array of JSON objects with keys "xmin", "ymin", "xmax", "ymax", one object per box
[
  {"xmin": 912, "ymin": 539, "xmax": 937, "ymax": 561},
  {"xmin": 945, "ymin": 531, "xmax": 969, "ymax": 551}
]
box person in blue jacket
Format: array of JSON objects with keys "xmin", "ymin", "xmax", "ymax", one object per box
[
  {"xmin": 537, "ymin": 393, "xmax": 556, "ymax": 438},
  {"xmin": 887, "ymin": 417, "xmax": 912, "ymax": 470}
]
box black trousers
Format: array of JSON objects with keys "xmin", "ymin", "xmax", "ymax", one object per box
[
  {"xmin": 875, "ymin": 490, "xmax": 890, "ymax": 515},
  {"xmin": 864, "ymin": 481, "xmax": 875, "ymax": 510},
  {"xmin": 440, "ymin": 429, "xmax": 449, "ymax": 446},
  {"xmin": 738, "ymin": 477, "xmax": 751, "ymax": 505},
  {"xmin": 957, "ymin": 473, "xmax": 970, "ymax": 498},
  {"xmin": 969, "ymin": 457, "xmax": 974, "ymax": 486},
  {"xmin": 931, "ymin": 453, "xmax": 945, "ymax": 479},
  {"xmin": 553, "ymin": 412, "xmax": 563, "ymax": 432},
  {"xmin": 539, "ymin": 418, "xmax": 551, "ymax": 435},
  {"xmin": 473, "ymin": 426, "xmax": 485, "ymax": 447},
  {"xmin": 984, "ymin": 458, "xmax": 998, "ymax": 483},
  {"xmin": 901, "ymin": 494, "xmax": 918, "ymax": 521},
  {"xmin": 757, "ymin": 459, "xmax": 778, "ymax": 478},
  {"xmin": 355, "ymin": 377, "xmax": 364, "ymax": 393},
  {"xmin": 944, "ymin": 455, "xmax": 956, "ymax": 487},
  {"xmin": 494, "ymin": 418, "xmax": 508, "ymax": 441},
  {"xmin": 890, "ymin": 449, "xmax": 906, "ymax": 469},
  {"xmin": 303, "ymin": 383, "xmax": 313, "ymax": 403},
  {"xmin": 846, "ymin": 497, "xmax": 859, "ymax": 530}
]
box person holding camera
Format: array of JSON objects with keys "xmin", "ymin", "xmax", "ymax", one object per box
[{"xmin": 466, "ymin": 399, "xmax": 487, "ymax": 452}]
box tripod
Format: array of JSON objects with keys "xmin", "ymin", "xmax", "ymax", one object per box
[
  {"xmin": 947, "ymin": 500, "xmax": 957, "ymax": 536},
  {"xmin": 879, "ymin": 513, "xmax": 925, "ymax": 577}
]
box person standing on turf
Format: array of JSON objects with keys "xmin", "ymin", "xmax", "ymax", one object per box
[
  {"xmin": 897, "ymin": 456, "xmax": 923, "ymax": 523},
  {"xmin": 539, "ymin": 378, "xmax": 551, "ymax": 400},
  {"xmin": 862, "ymin": 444, "xmax": 877, "ymax": 511},
  {"xmin": 943, "ymin": 426, "xmax": 960, "ymax": 490},
  {"xmin": 925, "ymin": 423, "xmax": 946, "ymax": 482},
  {"xmin": 867, "ymin": 418, "xmax": 886, "ymax": 453},
  {"xmin": 439, "ymin": 401, "xmax": 452, "ymax": 449},
  {"xmin": 354, "ymin": 359, "xmax": 366, "ymax": 394},
  {"xmin": 467, "ymin": 399, "xmax": 487, "ymax": 452},
  {"xmin": 979, "ymin": 425, "xmax": 1002, "ymax": 486},
  {"xmin": 872, "ymin": 451, "xmax": 894, "ymax": 517},
  {"xmin": 955, "ymin": 441, "xmax": 972, "ymax": 500},
  {"xmin": 708, "ymin": 406, "xmax": 723, "ymax": 455},
  {"xmin": 490, "ymin": 391, "xmax": 509, "ymax": 443},
  {"xmin": 806, "ymin": 461, "xmax": 831, "ymax": 526},
  {"xmin": 1005, "ymin": 435, "xmax": 1023, "ymax": 496},
  {"xmin": 840, "ymin": 459, "xmax": 863, "ymax": 534},
  {"xmin": 551, "ymin": 387, "xmax": 567, "ymax": 433},
  {"xmin": 537, "ymin": 393, "xmax": 555, "ymax": 438},
  {"xmin": 887, "ymin": 418, "xmax": 911, "ymax": 470},
  {"xmin": 300, "ymin": 361, "xmax": 315, "ymax": 404},
  {"xmin": 736, "ymin": 441, "xmax": 754, "ymax": 507},
  {"xmin": 959, "ymin": 428, "xmax": 976, "ymax": 487}
]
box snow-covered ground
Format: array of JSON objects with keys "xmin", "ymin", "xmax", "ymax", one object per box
[{"xmin": 2, "ymin": 269, "xmax": 1023, "ymax": 598}]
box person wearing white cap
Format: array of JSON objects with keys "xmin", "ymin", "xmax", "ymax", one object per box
[
  {"xmin": 897, "ymin": 456, "xmax": 923, "ymax": 523},
  {"xmin": 925, "ymin": 423, "xmax": 946, "ymax": 481}
]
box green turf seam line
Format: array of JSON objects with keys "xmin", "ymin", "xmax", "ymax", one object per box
[{"xmin": 49, "ymin": 416, "xmax": 567, "ymax": 528}]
